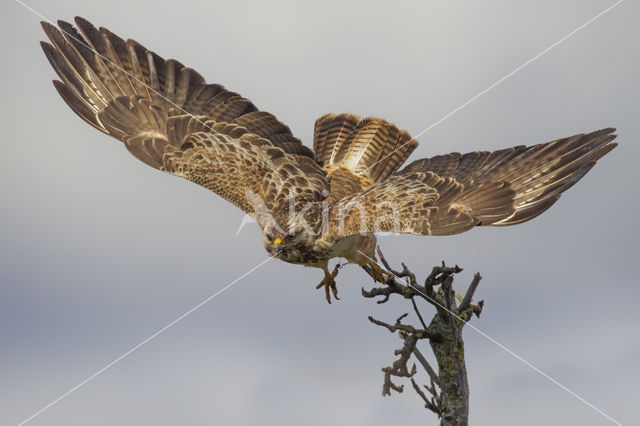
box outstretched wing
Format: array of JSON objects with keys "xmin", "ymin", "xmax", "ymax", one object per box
[
  {"xmin": 40, "ymin": 17, "xmax": 326, "ymax": 220},
  {"xmin": 399, "ymin": 128, "xmax": 617, "ymax": 226},
  {"xmin": 162, "ymin": 116, "xmax": 327, "ymax": 221},
  {"xmin": 326, "ymin": 129, "xmax": 617, "ymax": 239}
]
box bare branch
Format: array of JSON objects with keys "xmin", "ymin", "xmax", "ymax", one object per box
[
  {"xmin": 412, "ymin": 297, "xmax": 428, "ymax": 330},
  {"xmin": 368, "ymin": 315, "xmax": 438, "ymax": 340},
  {"xmin": 400, "ymin": 332, "xmax": 439, "ymax": 386},
  {"xmin": 411, "ymin": 377, "xmax": 441, "ymax": 415},
  {"xmin": 362, "ymin": 256, "xmax": 482, "ymax": 425},
  {"xmin": 458, "ymin": 273, "xmax": 482, "ymax": 313},
  {"xmin": 442, "ymin": 275, "xmax": 466, "ymax": 397}
]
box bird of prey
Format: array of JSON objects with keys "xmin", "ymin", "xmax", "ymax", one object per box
[{"xmin": 40, "ymin": 17, "xmax": 617, "ymax": 302}]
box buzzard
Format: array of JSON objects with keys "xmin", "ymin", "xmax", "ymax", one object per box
[{"xmin": 40, "ymin": 17, "xmax": 617, "ymax": 302}]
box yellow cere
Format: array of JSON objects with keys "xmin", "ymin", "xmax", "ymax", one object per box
[{"xmin": 274, "ymin": 237, "xmax": 283, "ymax": 246}]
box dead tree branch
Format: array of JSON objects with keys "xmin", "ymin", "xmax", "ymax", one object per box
[{"xmin": 362, "ymin": 247, "xmax": 484, "ymax": 425}]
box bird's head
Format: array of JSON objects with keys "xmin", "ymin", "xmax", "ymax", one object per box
[{"xmin": 262, "ymin": 221, "xmax": 315, "ymax": 263}]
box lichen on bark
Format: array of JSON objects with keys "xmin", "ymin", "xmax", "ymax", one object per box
[{"xmin": 362, "ymin": 248, "xmax": 483, "ymax": 426}]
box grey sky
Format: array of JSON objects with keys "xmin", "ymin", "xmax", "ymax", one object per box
[{"xmin": 1, "ymin": 0, "xmax": 638, "ymax": 425}]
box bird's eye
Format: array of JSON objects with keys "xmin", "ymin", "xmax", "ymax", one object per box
[
  {"xmin": 285, "ymin": 232, "xmax": 296, "ymax": 241},
  {"xmin": 266, "ymin": 235, "xmax": 273, "ymax": 242}
]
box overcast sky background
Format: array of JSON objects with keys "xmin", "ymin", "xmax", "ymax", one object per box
[{"xmin": 1, "ymin": 1, "xmax": 638, "ymax": 425}]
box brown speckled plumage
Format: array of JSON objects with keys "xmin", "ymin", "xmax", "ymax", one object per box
[{"xmin": 40, "ymin": 17, "xmax": 618, "ymax": 299}]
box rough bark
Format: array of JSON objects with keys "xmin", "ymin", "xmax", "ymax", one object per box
[
  {"xmin": 428, "ymin": 311, "xmax": 468, "ymax": 424},
  {"xmin": 362, "ymin": 248, "xmax": 483, "ymax": 425}
]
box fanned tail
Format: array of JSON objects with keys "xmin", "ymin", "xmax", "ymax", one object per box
[{"xmin": 313, "ymin": 113, "xmax": 418, "ymax": 183}]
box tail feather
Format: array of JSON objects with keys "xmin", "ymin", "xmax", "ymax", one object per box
[{"xmin": 313, "ymin": 113, "xmax": 418, "ymax": 183}]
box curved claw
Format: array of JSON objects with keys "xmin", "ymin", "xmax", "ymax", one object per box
[
  {"xmin": 315, "ymin": 264, "xmax": 341, "ymax": 303},
  {"xmin": 365, "ymin": 260, "xmax": 392, "ymax": 284}
]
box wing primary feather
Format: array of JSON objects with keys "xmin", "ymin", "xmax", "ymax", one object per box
[{"xmin": 397, "ymin": 129, "xmax": 617, "ymax": 228}]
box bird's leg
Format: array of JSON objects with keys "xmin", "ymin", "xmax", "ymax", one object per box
[
  {"xmin": 315, "ymin": 263, "xmax": 341, "ymax": 303},
  {"xmin": 362, "ymin": 258, "xmax": 392, "ymax": 284},
  {"xmin": 356, "ymin": 244, "xmax": 392, "ymax": 284}
]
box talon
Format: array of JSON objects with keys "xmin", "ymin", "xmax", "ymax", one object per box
[
  {"xmin": 330, "ymin": 280, "xmax": 339, "ymax": 300},
  {"xmin": 316, "ymin": 264, "xmax": 341, "ymax": 303},
  {"xmin": 365, "ymin": 260, "xmax": 392, "ymax": 284}
]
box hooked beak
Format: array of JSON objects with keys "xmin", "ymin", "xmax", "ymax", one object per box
[{"xmin": 273, "ymin": 237, "xmax": 282, "ymax": 251}]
